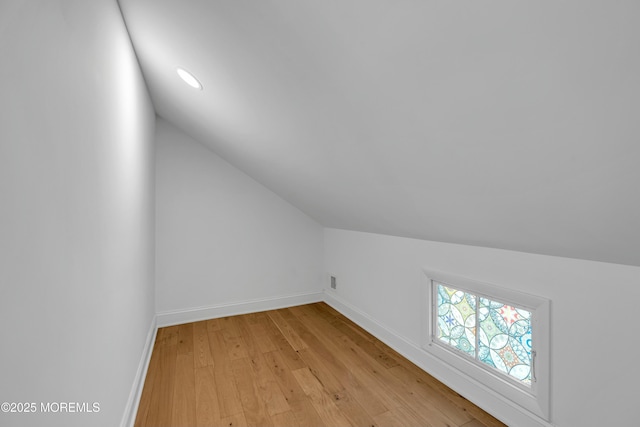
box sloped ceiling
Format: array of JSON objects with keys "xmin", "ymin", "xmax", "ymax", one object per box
[{"xmin": 118, "ymin": 0, "xmax": 640, "ymax": 266}]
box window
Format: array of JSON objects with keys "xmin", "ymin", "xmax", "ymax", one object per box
[
  {"xmin": 422, "ymin": 269, "xmax": 549, "ymax": 420},
  {"xmin": 435, "ymin": 283, "xmax": 534, "ymax": 388}
]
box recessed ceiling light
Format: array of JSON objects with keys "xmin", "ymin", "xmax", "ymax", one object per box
[{"xmin": 176, "ymin": 67, "xmax": 202, "ymax": 90}]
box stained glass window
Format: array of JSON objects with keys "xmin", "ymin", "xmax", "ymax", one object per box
[
  {"xmin": 435, "ymin": 282, "xmax": 533, "ymax": 387},
  {"xmin": 436, "ymin": 284, "xmax": 476, "ymax": 357}
]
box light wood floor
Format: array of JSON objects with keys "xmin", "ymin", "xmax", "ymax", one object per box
[{"xmin": 134, "ymin": 302, "xmax": 507, "ymax": 427}]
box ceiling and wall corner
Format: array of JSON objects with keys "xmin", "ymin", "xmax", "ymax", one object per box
[{"xmin": 118, "ymin": 0, "xmax": 640, "ymax": 267}]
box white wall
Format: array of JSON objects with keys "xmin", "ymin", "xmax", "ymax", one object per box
[
  {"xmin": 0, "ymin": 2, "xmax": 156, "ymax": 427},
  {"xmin": 155, "ymin": 118, "xmax": 323, "ymax": 319},
  {"xmin": 324, "ymin": 228, "xmax": 640, "ymax": 427}
]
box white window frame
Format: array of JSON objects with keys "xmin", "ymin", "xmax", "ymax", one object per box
[{"xmin": 422, "ymin": 269, "xmax": 550, "ymax": 421}]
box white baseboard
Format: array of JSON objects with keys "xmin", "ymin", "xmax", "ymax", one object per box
[
  {"xmin": 120, "ymin": 314, "xmax": 157, "ymax": 427},
  {"xmin": 156, "ymin": 291, "xmax": 324, "ymax": 327},
  {"xmin": 322, "ymin": 290, "xmax": 555, "ymax": 427}
]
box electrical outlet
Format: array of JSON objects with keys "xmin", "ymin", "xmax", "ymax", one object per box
[{"xmin": 330, "ymin": 275, "xmax": 337, "ymax": 289}]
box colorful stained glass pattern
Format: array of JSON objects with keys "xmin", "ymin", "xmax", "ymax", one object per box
[
  {"xmin": 436, "ymin": 283, "xmax": 476, "ymax": 357},
  {"xmin": 435, "ymin": 282, "xmax": 533, "ymax": 387},
  {"xmin": 478, "ymin": 298, "xmax": 532, "ymax": 386}
]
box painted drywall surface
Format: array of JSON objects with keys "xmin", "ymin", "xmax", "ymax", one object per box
[
  {"xmin": 155, "ymin": 118, "xmax": 323, "ymax": 314},
  {"xmin": 0, "ymin": 2, "xmax": 155, "ymax": 427},
  {"xmin": 324, "ymin": 228, "xmax": 640, "ymax": 427},
  {"xmin": 120, "ymin": 0, "xmax": 640, "ymax": 267}
]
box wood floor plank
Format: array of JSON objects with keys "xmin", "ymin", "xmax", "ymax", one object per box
[
  {"xmin": 206, "ymin": 317, "xmax": 224, "ymax": 333},
  {"xmin": 291, "ymin": 367, "xmax": 353, "ymax": 427},
  {"xmin": 322, "ymin": 312, "xmax": 401, "ymax": 369},
  {"xmin": 314, "ymin": 302, "xmax": 401, "ymax": 368},
  {"xmin": 262, "ymin": 350, "xmax": 309, "ymax": 403},
  {"xmin": 296, "ymin": 347, "xmax": 346, "ymax": 396},
  {"xmin": 387, "ymin": 364, "xmax": 474, "ymax": 426},
  {"xmin": 243, "ymin": 311, "xmax": 266, "ymax": 325},
  {"xmin": 289, "ymin": 399, "xmax": 326, "ymax": 427},
  {"xmin": 288, "ymin": 305, "xmax": 393, "ymax": 417},
  {"xmin": 193, "ymin": 320, "xmax": 214, "ymax": 369},
  {"xmin": 291, "ymin": 305, "xmax": 460, "ymax": 427},
  {"xmin": 268, "ymin": 410, "xmax": 299, "ymax": 427},
  {"xmin": 160, "ymin": 325, "xmax": 180, "ymax": 346},
  {"xmin": 172, "ymin": 352, "xmax": 196, "ymax": 426},
  {"xmin": 274, "ymin": 312, "xmax": 379, "ymax": 427},
  {"xmin": 266, "ymin": 309, "xmax": 308, "ymax": 351},
  {"xmin": 329, "ymin": 389, "xmax": 379, "ymax": 427},
  {"xmin": 336, "ymin": 320, "xmax": 504, "ymax": 427},
  {"xmin": 373, "ymin": 410, "xmax": 407, "ymax": 427},
  {"xmin": 234, "ymin": 316, "xmax": 291, "ymax": 417},
  {"xmin": 259, "ymin": 312, "xmax": 307, "ymax": 370},
  {"xmin": 393, "ymin": 358, "xmax": 506, "ymax": 427},
  {"xmin": 247, "ymin": 321, "xmax": 278, "ymax": 354},
  {"xmin": 220, "ymin": 412, "xmax": 248, "ymax": 427},
  {"xmin": 133, "ymin": 335, "xmax": 161, "ymax": 427},
  {"xmin": 374, "ymin": 406, "xmax": 437, "ymax": 427},
  {"xmin": 262, "ymin": 350, "xmax": 325, "ymax": 426},
  {"xmin": 176, "ymin": 323, "xmax": 194, "ymax": 356},
  {"xmin": 195, "ymin": 365, "xmax": 220, "ymax": 426},
  {"xmin": 222, "ymin": 319, "xmax": 250, "ymax": 361},
  {"xmin": 461, "ymin": 419, "xmax": 492, "ymax": 427},
  {"xmin": 333, "ymin": 333, "xmax": 461, "ymax": 427},
  {"xmin": 136, "ymin": 304, "xmax": 507, "ymax": 427},
  {"xmin": 231, "ymin": 357, "xmax": 273, "ymax": 427},
  {"xmin": 290, "ymin": 306, "xmax": 388, "ymax": 423},
  {"xmin": 143, "ymin": 334, "xmax": 177, "ymax": 426},
  {"xmin": 208, "ymin": 329, "xmax": 244, "ymax": 418}
]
